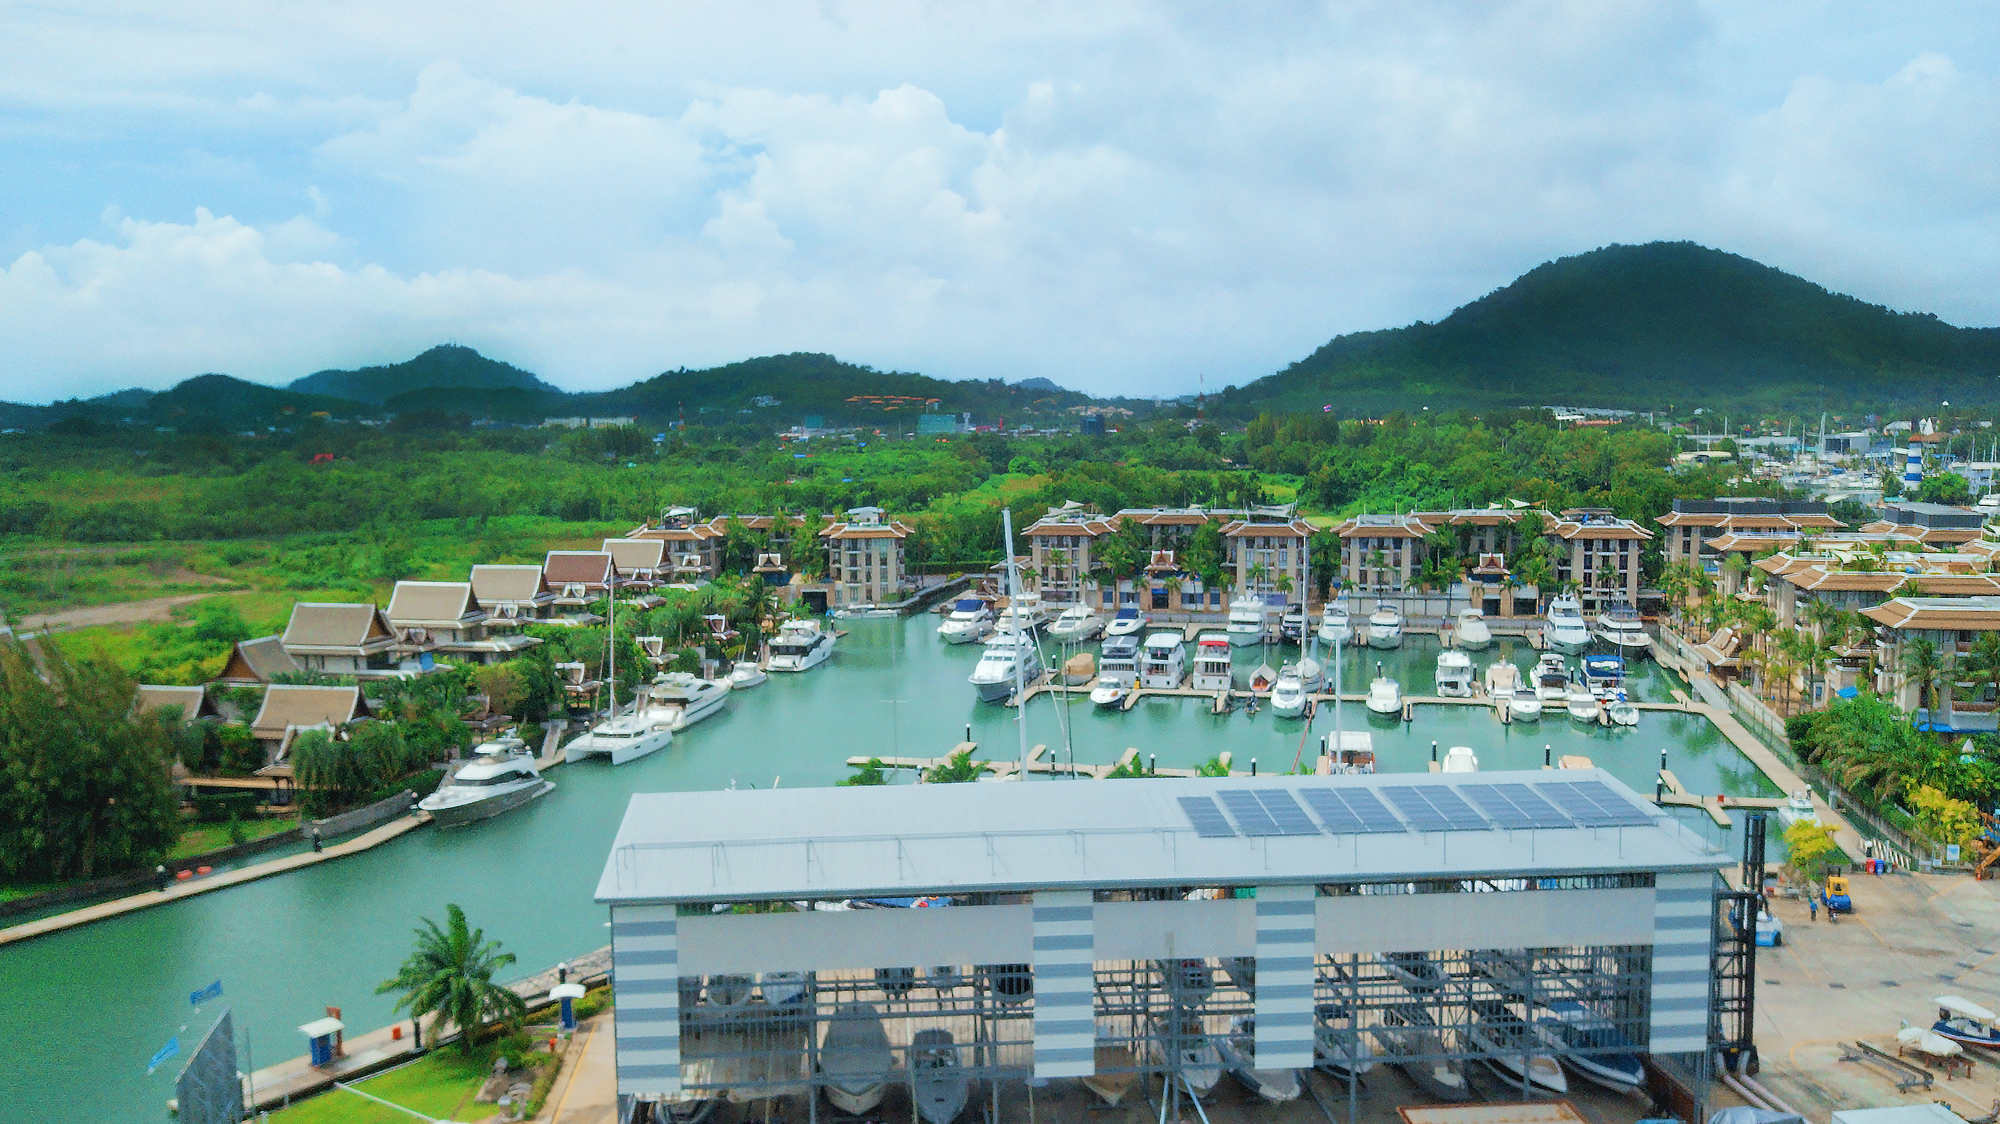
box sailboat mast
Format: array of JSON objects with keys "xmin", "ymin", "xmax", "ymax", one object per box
[
  {"xmin": 607, "ymin": 569, "xmax": 616, "ymax": 718},
  {"xmin": 1003, "ymin": 508, "xmax": 1029, "ymax": 780}
]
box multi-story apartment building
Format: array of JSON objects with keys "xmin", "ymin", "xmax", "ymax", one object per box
[
  {"xmin": 1221, "ymin": 514, "xmax": 1315, "ymax": 602},
  {"xmin": 821, "ymin": 507, "xmax": 913, "ymax": 608},
  {"xmin": 1858, "ymin": 502, "xmax": 1986, "ymax": 547},
  {"xmin": 627, "ymin": 506, "xmax": 724, "ymax": 582},
  {"xmin": 1019, "ymin": 503, "xmax": 1307, "ymax": 612},
  {"xmin": 1334, "ymin": 514, "xmax": 1429, "ymax": 592},
  {"xmin": 1655, "ymin": 498, "xmax": 1844, "ymax": 572},
  {"xmin": 1546, "ymin": 509, "xmax": 1652, "ymax": 613},
  {"xmin": 1022, "ymin": 501, "xmax": 1113, "ymax": 605}
]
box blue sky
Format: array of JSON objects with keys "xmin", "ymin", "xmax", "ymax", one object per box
[{"xmin": 2, "ymin": 1, "xmax": 1997, "ymax": 401}]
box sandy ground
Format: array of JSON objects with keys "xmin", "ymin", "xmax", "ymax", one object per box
[{"xmin": 18, "ymin": 585, "xmax": 246, "ymax": 632}]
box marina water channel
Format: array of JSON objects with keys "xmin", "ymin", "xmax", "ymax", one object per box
[{"xmin": 3, "ymin": 615, "xmax": 1776, "ymax": 1120}]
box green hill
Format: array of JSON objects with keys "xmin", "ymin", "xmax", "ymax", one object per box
[
  {"xmin": 289, "ymin": 344, "xmax": 558, "ymax": 405},
  {"xmin": 1221, "ymin": 242, "xmax": 2000, "ymax": 416}
]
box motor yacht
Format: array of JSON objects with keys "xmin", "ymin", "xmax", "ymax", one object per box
[
  {"xmin": 1046, "ymin": 604, "xmax": 1105, "ymax": 642},
  {"xmin": 1440, "ymin": 746, "xmax": 1478, "ymax": 773},
  {"xmin": 993, "ymin": 592, "xmax": 1051, "ymax": 634},
  {"xmin": 1607, "ymin": 700, "xmax": 1639, "ymax": 726},
  {"xmin": 727, "ymin": 659, "xmax": 767, "ymax": 689},
  {"xmin": 1318, "ymin": 602, "xmax": 1353, "ymax": 645},
  {"xmin": 1139, "ymin": 632, "xmax": 1187, "ymax": 690},
  {"xmin": 418, "ymin": 742, "xmax": 554, "ymax": 826},
  {"xmin": 565, "ymin": 702, "xmax": 676, "ymax": 765},
  {"xmin": 910, "ymin": 1029, "xmax": 969, "ymax": 1124},
  {"xmin": 648, "ymin": 672, "xmax": 731, "ymax": 731},
  {"xmin": 1776, "ymin": 789, "xmax": 1818, "ymax": 829},
  {"xmin": 937, "ymin": 598, "xmax": 994, "ymax": 645},
  {"xmin": 1227, "ymin": 598, "xmax": 1269, "ymax": 647},
  {"xmin": 1595, "ymin": 602, "xmax": 1650, "ymax": 657},
  {"xmin": 1271, "ymin": 665, "xmax": 1308, "ymax": 719},
  {"xmin": 1366, "ymin": 664, "xmax": 1402, "ymax": 717},
  {"xmin": 1534, "ymin": 654, "xmax": 1570, "ymax": 704},
  {"xmin": 1279, "ymin": 606, "xmax": 1307, "ymax": 643},
  {"xmin": 1453, "ymin": 607, "xmax": 1493, "ymax": 651},
  {"xmin": 1098, "ymin": 635, "xmax": 1140, "ymax": 690},
  {"xmin": 1544, "ymin": 593, "xmax": 1590, "ymax": 653},
  {"xmin": 1190, "ymin": 633, "xmax": 1234, "ymax": 692},
  {"xmin": 1534, "ymin": 1001, "xmax": 1645, "ymax": 1094},
  {"xmin": 1434, "ymin": 651, "xmax": 1474, "ymax": 698},
  {"xmin": 767, "ymin": 619, "xmax": 835, "ymax": 672},
  {"xmin": 969, "ymin": 631, "xmax": 1044, "ymax": 703},
  {"xmin": 1104, "ymin": 607, "xmax": 1147, "ymax": 637},
  {"xmin": 1485, "ymin": 661, "xmax": 1520, "ymax": 699},
  {"xmin": 1582, "ymin": 655, "xmax": 1627, "ymax": 702},
  {"xmin": 1295, "ymin": 653, "xmax": 1324, "ymax": 691},
  {"xmin": 1367, "ymin": 604, "xmax": 1404, "ymax": 649},
  {"xmin": 1321, "ymin": 730, "xmax": 1376, "ymax": 774},
  {"xmin": 1566, "ymin": 683, "xmax": 1601, "ymax": 724},
  {"xmin": 1090, "ymin": 682, "xmax": 1127, "ymax": 709},
  {"xmin": 819, "ymin": 1004, "xmax": 894, "ymax": 1115}
]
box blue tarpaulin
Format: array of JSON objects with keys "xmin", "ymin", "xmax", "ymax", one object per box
[{"xmin": 189, "ymin": 980, "xmax": 222, "ymax": 1006}]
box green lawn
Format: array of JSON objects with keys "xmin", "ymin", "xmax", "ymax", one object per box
[
  {"xmin": 165, "ymin": 816, "xmax": 299, "ymax": 861},
  {"xmin": 267, "ymin": 1045, "xmax": 503, "ymax": 1123}
]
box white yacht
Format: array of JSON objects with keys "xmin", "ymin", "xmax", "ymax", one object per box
[
  {"xmin": 1279, "ymin": 605, "xmax": 1308, "ymax": 643},
  {"xmin": 564, "ymin": 702, "xmax": 676, "ymax": 765},
  {"xmin": 969, "ymin": 631, "xmax": 1043, "ymax": 703},
  {"xmin": 1047, "ymin": 604, "xmax": 1105, "ymax": 642},
  {"xmin": 1595, "ymin": 603, "xmax": 1649, "ymax": 657},
  {"xmin": 1534, "ymin": 654, "xmax": 1570, "ymax": 704},
  {"xmin": 1366, "ymin": 664, "xmax": 1402, "ymax": 717},
  {"xmin": 418, "ymin": 745, "xmax": 553, "ymax": 827},
  {"xmin": 1190, "ymin": 633, "xmax": 1235, "ymax": 693},
  {"xmin": 1566, "ymin": 683, "xmax": 1601, "ymax": 724},
  {"xmin": 1366, "ymin": 604, "xmax": 1404, "ymax": 649},
  {"xmin": 994, "ymin": 592, "xmax": 1051, "ymax": 634},
  {"xmin": 1440, "ymin": 746, "xmax": 1478, "ymax": 773},
  {"xmin": 767, "ymin": 619, "xmax": 835, "ymax": 672},
  {"xmin": 1511, "ymin": 693, "xmax": 1544, "ymax": 722},
  {"xmin": 1271, "ymin": 665, "xmax": 1308, "ymax": 719},
  {"xmin": 1492, "ymin": 661, "xmax": 1542, "ymax": 722},
  {"xmin": 727, "ymin": 660, "xmax": 767, "ymax": 689},
  {"xmin": 1090, "ymin": 681, "xmax": 1127, "ymax": 709},
  {"xmin": 1295, "ymin": 652, "xmax": 1324, "ymax": 691},
  {"xmin": 1318, "ymin": 602, "xmax": 1353, "ymax": 645},
  {"xmin": 937, "ymin": 598, "xmax": 994, "ymax": 645},
  {"xmin": 1434, "ymin": 651, "xmax": 1474, "ymax": 698},
  {"xmin": 1226, "ymin": 598, "xmax": 1269, "ymax": 647},
  {"xmin": 648, "ymin": 672, "xmax": 731, "ymax": 730},
  {"xmin": 1453, "ymin": 607, "xmax": 1493, "ymax": 650},
  {"xmin": 1104, "ymin": 607, "xmax": 1147, "ymax": 637},
  {"xmin": 1776, "ymin": 789, "xmax": 1818, "ymax": 829},
  {"xmin": 1139, "ymin": 632, "xmax": 1187, "ymax": 689},
  {"xmin": 1098, "ymin": 635, "xmax": 1141, "ymax": 690},
  {"xmin": 1544, "ymin": 592, "xmax": 1590, "ymax": 654},
  {"xmin": 1607, "ymin": 700, "xmax": 1639, "ymax": 726}
]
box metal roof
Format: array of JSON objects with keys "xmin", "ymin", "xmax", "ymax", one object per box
[{"xmin": 595, "ymin": 769, "xmax": 1724, "ymax": 904}]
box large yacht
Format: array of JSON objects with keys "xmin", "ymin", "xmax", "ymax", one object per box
[
  {"xmin": 969, "ymin": 631, "xmax": 1043, "ymax": 703},
  {"xmin": 1104, "ymin": 607, "xmax": 1147, "ymax": 638},
  {"xmin": 1365, "ymin": 664, "xmax": 1402, "ymax": 717},
  {"xmin": 1317, "ymin": 602, "xmax": 1353, "ymax": 645},
  {"xmin": 1226, "ymin": 598, "xmax": 1269, "ymax": 647},
  {"xmin": 1453, "ymin": 607, "xmax": 1493, "ymax": 651},
  {"xmin": 1270, "ymin": 665, "xmax": 1308, "ymax": 719},
  {"xmin": 1543, "ymin": 593, "xmax": 1590, "ymax": 654},
  {"xmin": 418, "ymin": 742, "xmax": 554, "ymax": 826},
  {"xmin": 1534, "ymin": 654, "xmax": 1570, "ymax": 704},
  {"xmin": 1098, "ymin": 635, "xmax": 1141, "ymax": 690},
  {"xmin": 1047, "ymin": 604, "xmax": 1105, "ymax": 642},
  {"xmin": 1434, "ymin": 651, "xmax": 1474, "ymax": 698},
  {"xmin": 1594, "ymin": 603, "xmax": 1649, "ymax": 657},
  {"xmin": 565, "ymin": 702, "xmax": 676, "ymax": 765},
  {"xmin": 1190, "ymin": 633, "xmax": 1234, "ymax": 692},
  {"xmin": 1366, "ymin": 604, "xmax": 1404, "ymax": 649},
  {"xmin": 648, "ymin": 672, "xmax": 731, "ymax": 730},
  {"xmin": 1139, "ymin": 632, "xmax": 1188, "ymax": 689},
  {"xmin": 993, "ymin": 592, "xmax": 1051, "ymax": 634},
  {"xmin": 936, "ymin": 598, "xmax": 994, "ymax": 645},
  {"xmin": 768, "ymin": 619, "xmax": 836, "ymax": 672}
]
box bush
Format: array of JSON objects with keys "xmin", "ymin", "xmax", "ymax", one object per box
[
  {"xmin": 1907, "ymin": 784, "xmax": 1983, "ymax": 849},
  {"xmin": 840, "ymin": 758, "xmax": 887, "ymax": 786},
  {"xmin": 193, "ymin": 791, "xmax": 260, "ymax": 823}
]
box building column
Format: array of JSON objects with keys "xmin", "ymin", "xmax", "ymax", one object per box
[
  {"xmin": 1649, "ymin": 872, "xmax": 1712, "ymax": 1054},
  {"xmin": 1252, "ymin": 884, "xmax": 1316, "ymax": 1069},
  {"xmin": 1031, "ymin": 890, "xmax": 1095, "ymax": 1078},
  {"xmin": 612, "ymin": 905, "xmax": 681, "ymax": 1096}
]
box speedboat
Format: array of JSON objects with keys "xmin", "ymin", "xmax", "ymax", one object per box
[
  {"xmin": 1047, "ymin": 604, "xmax": 1104, "ymax": 642},
  {"xmin": 1295, "ymin": 653, "xmax": 1324, "ymax": 691},
  {"xmin": 1279, "ymin": 606, "xmax": 1307, "ymax": 643},
  {"xmin": 1139, "ymin": 632, "xmax": 1187, "ymax": 689},
  {"xmin": 1190, "ymin": 633, "xmax": 1234, "ymax": 692},
  {"xmin": 727, "ymin": 660, "xmax": 767, "ymax": 689},
  {"xmin": 1607, "ymin": 700, "xmax": 1639, "ymax": 726},
  {"xmin": 1098, "ymin": 635, "xmax": 1140, "ymax": 689},
  {"xmin": 1318, "ymin": 602, "xmax": 1353, "ymax": 645},
  {"xmin": 1566, "ymin": 685, "xmax": 1601, "ymax": 724},
  {"xmin": 819, "ymin": 1004, "xmax": 893, "ymax": 1115},
  {"xmin": 1104, "ymin": 607, "xmax": 1147, "ymax": 637},
  {"xmin": 1486, "ymin": 661, "xmax": 1521, "ymax": 699},
  {"xmin": 1366, "ymin": 665, "xmax": 1402, "ymax": 717},
  {"xmin": 1227, "ymin": 598, "xmax": 1269, "ymax": 647},
  {"xmin": 1544, "ymin": 592, "xmax": 1590, "ymax": 653},
  {"xmin": 1435, "ymin": 651, "xmax": 1474, "ymax": 697},
  {"xmin": 767, "ymin": 619, "xmax": 835, "ymax": 671},
  {"xmin": 1441, "ymin": 746, "xmax": 1478, "ymax": 773},
  {"xmin": 1511, "ymin": 695, "xmax": 1544, "ymax": 722},
  {"xmin": 1311, "ymin": 1002, "xmax": 1376, "ymax": 1080},
  {"xmin": 1220, "ymin": 1016, "xmax": 1301, "ymax": 1102},
  {"xmin": 1090, "ymin": 682, "xmax": 1127, "ymax": 709},
  {"xmin": 1367, "ymin": 604, "xmax": 1404, "ymax": 649},
  {"xmin": 969, "ymin": 631, "xmax": 1043, "ymax": 703},
  {"xmin": 1149, "ymin": 1015, "xmax": 1222, "ymax": 1095},
  {"xmin": 994, "ymin": 592, "xmax": 1051, "ymax": 634},
  {"xmin": 1534, "ymin": 654, "xmax": 1570, "ymax": 704},
  {"xmin": 1535, "ymin": 1000, "xmax": 1646, "ymax": 1094},
  {"xmin": 1454, "ymin": 607, "xmax": 1493, "ymax": 650},
  {"xmin": 1271, "ymin": 665, "xmax": 1308, "ymax": 718},
  {"xmin": 648, "ymin": 672, "xmax": 731, "ymax": 731},
  {"xmin": 1595, "ymin": 602, "xmax": 1650, "ymax": 657},
  {"xmin": 1582, "ymin": 654, "xmax": 1626, "ymax": 700},
  {"xmin": 910, "ymin": 1029, "xmax": 969, "ymax": 1124},
  {"xmin": 564, "ymin": 706, "xmax": 675, "ymax": 765},
  {"xmin": 1375, "ymin": 1007, "xmax": 1468, "ymax": 1102},
  {"xmin": 1932, "ymin": 996, "xmax": 2000, "ymax": 1050},
  {"xmin": 937, "ymin": 598, "xmax": 993, "ymax": 645},
  {"xmin": 1467, "ymin": 1010, "xmax": 1567, "ymax": 1094},
  {"xmin": 418, "ymin": 744, "xmax": 554, "ymax": 826},
  {"xmin": 1776, "ymin": 789, "xmax": 1818, "ymax": 829}
]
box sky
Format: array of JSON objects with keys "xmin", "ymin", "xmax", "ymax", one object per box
[{"xmin": 2, "ymin": 1, "xmax": 1997, "ymax": 402}]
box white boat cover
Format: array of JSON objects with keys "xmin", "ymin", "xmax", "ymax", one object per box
[{"xmin": 1936, "ymin": 995, "xmax": 1998, "ymax": 1022}]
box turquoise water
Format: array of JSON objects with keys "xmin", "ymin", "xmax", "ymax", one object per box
[{"xmin": 0, "ymin": 617, "xmax": 1772, "ymax": 1120}]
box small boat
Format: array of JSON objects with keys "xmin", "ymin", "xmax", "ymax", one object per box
[
  {"xmin": 706, "ymin": 974, "xmax": 756, "ymax": 1008},
  {"xmin": 1932, "ymin": 996, "xmax": 2000, "ymax": 1050},
  {"xmin": 1435, "ymin": 650, "xmax": 1475, "ymax": 697},
  {"xmin": 1149, "ymin": 1015, "xmax": 1222, "ymax": 1095},
  {"xmin": 1140, "ymin": 632, "xmax": 1187, "ymax": 689},
  {"xmin": 1189, "ymin": 633, "xmax": 1235, "ymax": 692},
  {"xmin": 727, "ymin": 660, "xmax": 767, "ymax": 689},
  {"xmin": 1295, "ymin": 654, "xmax": 1324, "ymax": 691},
  {"xmin": 768, "ymin": 619, "xmax": 836, "ymax": 672},
  {"xmin": 1227, "ymin": 598, "xmax": 1269, "ymax": 647},
  {"xmin": 937, "ymin": 598, "xmax": 994, "ymax": 645},
  {"xmin": 1104, "ymin": 607, "xmax": 1147, "ymax": 637},
  {"xmin": 1534, "ymin": 655, "xmax": 1570, "ymax": 704},
  {"xmin": 1047, "ymin": 604, "xmax": 1105, "ymax": 642},
  {"xmin": 819, "ymin": 1004, "xmax": 893, "ymax": 1115},
  {"xmin": 1467, "ymin": 1010, "xmax": 1567, "ymax": 1094},
  {"xmin": 1098, "ymin": 635, "xmax": 1140, "ymax": 690},
  {"xmin": 1379, "ymin": 952, "xmax": 1447, "ymax": 993},
  {"xmin": 1776, "ymin": 789, "xmax": 1818, "ymax": 829},
  {"xmin": 1366, "ymin": 665, "xmax": 1401, "ymax": 716},
  {"xmin": 417, "ymin": 744, "xmax": 554, "ymax": 826},
  {"xmin": 1271, "ymin": 665, "xmax": 1308, "ymax": 718},
  {"xmin": 1454, "ymin": 607, "xmax": 1493, "ymax": 650},
  {"xmin": 1899, "ymin": 1025, "xmax": 1967, "ymax": 1065},
  {"xmin": 1081, "ymin": 1046, "xmax": 1140, "ymax": 1106},
  {"xmin": 1279, "ymin": 606, "xmax": 1307, "ymax": 643},
  {"xmin": 1375, "ymin": 1006, "xmax": 1468, "ymax": 1101},
  {"xmin": 970, "ymin": 631, "xmax": 1044, "ymax": 703},
  {"xmin": 1566, "ymin": 686, "xmax": 1601, "ymax": 724},
  {"xmin": 1486, "ymin": 661, "xmax": 1520, "ymax": 698},
  {"xmin": 910, "ymin": 1029, "xmax": 969, "ymax": 1124},
  {"xmin": 1324, "ymin": 731, "xmax": 1376, "ymax": 775},
  {"xmin": 1544, "ymin": 593, "xmax": 1590, "ymax": 654},
  {"xmin": 1366, "ymin": 604, "xmax": 1404, "ymax": 649},
  {"xmin": 1061, "ymin": 651, "xmax": 1095, "ymax": 685},
  {"xmin": 1318, "ymin": 602, "xmax": 1353, "ymax": 645},
  {"xmin": 564, "ymin": 706, "xmax": 675, "ymax": 766},
  {"xmin": 1312, "ymin": 1002, "xmax": 1377, "ymax": 1080},
  {"xmin": 1511, "ymin": 695, "xmax": 1544, "ymax": 722},
  {"xmin": 1220, "ymin": 1016, "xmax": 1301, "ymax": 1102},
  {"xmin": 1535, "ymin": 1000, "xmax": 1646, "ymax": 1094},
  {"xmin": 1557, "ymin": 755, "xmax": 1593, "ymax": 769},
  {"xmin": 1582, "ymin": 655, "xmax": 1626, "ymax": 699},
  {"xmin": 1595, "ymin": 602, "xmax": 1650, "ymax": 657},
  {"xmin": 1607, "ymin": 700, "xmax": 1639, "ymax": 726},
  {"xmin": 1441, "ymin": 745, "xmax": 1478, "ymax": 773},
  {"xmin": 1090, "ymin": 683, "xmax": 1127, "ymax": 709},
  {"xmin": 993, "ymin": 592, "xmax": 1051, "ymax": 634},
  {"xmin": 758, "ymin": 971, "xmax": 807, "ymax": 1007},
  {"xmin": 1249, "ymin": 662, "xmax": 1279, "ymax": 693},
  {"xmin": 648, "ymin": 672, "xmax": 731, "ymax": 731}
]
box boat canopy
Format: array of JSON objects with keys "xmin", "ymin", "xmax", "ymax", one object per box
[
  {"xmin": 1937, "ymin": 995, "xmax": 1998, "ymax": 1022},
  {"xmin": 952, "ymin": 598, "xmax": 985, "ymax": 612},
  {"xmin": 1114, "ymin": 607, "xmax": 1139, "ymax": 618}
]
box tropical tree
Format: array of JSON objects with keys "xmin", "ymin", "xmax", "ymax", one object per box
[
  {"xmin": 376, "ymin": 904, "xmax": 528, "ymax": 1052},
  {"xmin": 841, "ymin": 758, "xmax": 888, "ymax": 786},
  {"xmin": 1245, "ymin": 562, "xmax": 1270, "ymax": 593},
  {"xmin": 923, "ymin": 748, "xmax": 985, "ymax": 783},
  {"xmin": 1902, "ymin": 638, "xmax": 1946, "ymax": 717},
  {"xmin": 1967, "ymin": 631, "xmax": 2000, "ymax": 706}
]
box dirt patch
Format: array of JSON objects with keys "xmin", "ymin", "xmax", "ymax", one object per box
[{"xmin": 19, "ymin": 590, "xmax": 254, "ymax": 633}]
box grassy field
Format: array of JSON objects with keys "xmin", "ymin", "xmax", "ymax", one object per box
[
  {"xmin": 165, "ymin": 816, "xmax": 299, "ymax": 862},
  {"xmin": 267, "ymin": 1045, "xmax": 505, "ymax": 1124}
]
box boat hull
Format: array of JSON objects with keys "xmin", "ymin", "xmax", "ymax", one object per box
[
  {"xmin": 971, "ymin": 676, "xmax": 1024, "ymax": 703},
  {"xmin": 1090, "ymin": 687, "xmax": 1126, "ymax": 708},
  {"xmin": 1547, "ymin": 630, "xmax": 1590, "ymax": 654},
  {"xmin": 422, "ymin": 779, "xmax": 554, "ymax": 827},
  {"xmin": 1510, "ymin": 699, "xmax": 1543, "ymax": 722},
  {"xmin": 938, "ymin": 624, "xmax": 989, "ymax": 645},
  {"xmin": 1367, "ymin": 629, "xmax": 1403, "ymax": 649},
  {"xmin": 1318, "ymin": 625, "xmax": 1353, "ymax": 645},
  {"xmin": 567, "ymin": 726, "xmax": 675, "ymax": 765},
  {"xmin": 1272, "ymin": 691, "xmax": 1307, "ymax": 718},
  {"xmin": 1456, "ymin": 629, "xmax": 1493, "ymax": 650}
]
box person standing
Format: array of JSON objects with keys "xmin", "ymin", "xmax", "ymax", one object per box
[{"xmin": 1809, "ymin": 895, "xmax": 1818, "ymax": 922}]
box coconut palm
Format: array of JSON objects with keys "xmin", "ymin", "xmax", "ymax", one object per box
[
  {"xmin": 376, "ymin": 904, "xmax": 527, "ymax": 1052},
  {"xmin": 1968, "ymin": 631, "xmax": 2000, "ymax": 706},
  {"xmin": 1901, "ymin": 638, "xmax": 1945, "ymax": 718}
]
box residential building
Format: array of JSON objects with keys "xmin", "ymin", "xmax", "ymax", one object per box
[
  {"xmin": 602, "ymin": 538, "xmax": 668, "ymax": 589},
  {"xmin": 820, "ymin": 507, "xmax": 913, "ymax": 608},
  {"xmin": 386, "ymin": 579, "xmax": 538, "ymax": 664},
  {"xmin": 135, "ymin": 684, "xmax": 219, "ymax": 725},
  {"xmin": 1334, "ymin": 514, "xmax": 1429, "ymax": 593},
  {"xmin": 250, "ymin": 684, "xmax": 371, "ymax": 764},
  {"xmin": 1865, "ymin": 596, "xmax": 2000, "ymax": 725},
  {"xmin": 1860, "ymin": 502, "xmax": 1985, "ymax": 547},
  {"xmin": 1545, "ymin": 509, "xmax": 1653, "ymax": 612},
  {"xmin": 626, "ymin": 507, "xmax": 722, "ymax": 582},
  {"xmin": 470, "ymin": 564, "xmax": 557, "ymax": 623},
  {"xmin": 1022, "ymin": 502, "xmax": 1113, "ymax": 606},
  {"xmin": 1221, "ymin": 513, "xmax": 1314, "ymax": 605},
  {"xmin": 280, "ymin": 603, "xmax": 397, "ymax": 674},
  {"xmin": 213, "ymin": 635, "xmax": 303, "ymax": 685},
  {"xmin": 1951, "ymin": 462, "xmax": 2000, "ymax": 497},
  {"xmin": 544, "ymin": 551, "xmax": 618, "ymax": 608},
  {"xmin": 1655, "ymin": 498, "xmax": 1845, "ymax": 572}
]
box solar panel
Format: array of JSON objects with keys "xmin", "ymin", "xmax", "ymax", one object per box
[
  {"xmin": 1298, "ymin": 788, "xmax": 1365, "ymax": 833},
  {"xmin": 1218, "ymin": 790, "xmax": 1283, "ymax": 837},
  {"xmin": 1178, "ymin": 796, "xmax": 1236, "ymax": 838},
  {"xmin": 1381, "ymin": 787, "xmax": 1451, "ymax": 832},
  {"xmin": 1422, "ymin": 786, "xmax": 1491, "ymax": 831},
  {"xmin": 1300, "ymin": 787, "xmax": 1409, "ymax": 835},
  {"xmin": 1464, "ymin": 783, "xmax": 1573, "ymax": 830},
  {"xmin": 1255, "ymin": 790, "xmax": 1320, "ymax": 835},
  {"xmin": 1532, "ymin": 780, "xmax": 1654, "ymax": 827},
  {"xmin": 1382, "ymin": 786, "xmax": 1493, "ymax": 832},
  {"xmin": 1493, "ymin": 783, "xmax": 1572, "ymax": 828}
]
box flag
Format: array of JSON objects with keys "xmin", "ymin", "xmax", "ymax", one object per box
[
  {"xmin": 190, "ymin": 980, "xmax": 222, "ymax": 1006},
  {"xmin": 147, "ymin": 1036, "xmax": 179, "ymax": 1074}
]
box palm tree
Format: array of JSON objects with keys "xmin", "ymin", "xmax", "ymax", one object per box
[
  {"xmin": 1245, "ymin": 562, "xmax": 1270, "ymax": 594},
  {"xmin": 1969, "ymin": 632, "xmax": 2000, "ymax": 707},
  {"xmin": 1901, "ymin": 637, "xmax": 1944, "ymax": 717},
  {"xmin": 376, "ymin": 904, "xmax": 528, "ymax": 1053},
  {"xmin": 1801, "ymin": 598, "xmax": 1842, "ymax": 645}
]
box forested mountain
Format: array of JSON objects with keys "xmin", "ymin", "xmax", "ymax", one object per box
[
  {"xmin": 289, "ymin": 344, "xmax": 558, "ymax": 404},
  {"xmin": 1219, "ymin": 242, "xmax": 2000, "ymax": 416}
]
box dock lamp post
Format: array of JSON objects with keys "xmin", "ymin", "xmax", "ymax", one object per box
[{"xmin": 551, "ymin": 983, "xmax": 587, "ymax": 1032}]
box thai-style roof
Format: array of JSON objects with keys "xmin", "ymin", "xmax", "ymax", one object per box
[
  {"xmin": 281, "ymin": 603, "xmax": 395, "ymax": 653},
  {"xmin": 1864, "ymin": 596, "xmax": 2000, "ymax": 632},
  {"xmin": 602, "ymin": 538, "xmax": 668, "ymax": 572},
  {"xmin": 469, "ymin": 564, "xmax": 551, "ymax": 605},
  {"xmin": 250, "ymin": 684, "xmax": 368, "ymax": 738},
  {"xmin": 544, "ymin": 551, "xmax": 616, "ymax": 585},
  {"xmin": 135, "ymin": 684, "xmax": 217, "ymax": 724},
  {"xmin": 215, "ymin": 635, "xmax": 303, "ymax": 684},
  {"xmin": 385, "ymin": 581, "xmax": 483, "ymax": 627}
]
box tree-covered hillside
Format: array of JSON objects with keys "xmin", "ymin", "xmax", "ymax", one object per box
[{"xmin": 289, "ymin": 343, "xmax": 558, "ymax": 404}]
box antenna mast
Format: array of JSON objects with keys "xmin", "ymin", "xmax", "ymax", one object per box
[{"xmin": 1003, "ymin": 509, "xmax": 1030, "ymax": 780}]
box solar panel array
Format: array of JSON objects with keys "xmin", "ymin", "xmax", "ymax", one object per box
[{"xmin": 1173, "ymin": 779, "xmax": 1657, "ymax": 837}]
